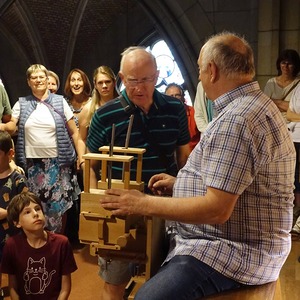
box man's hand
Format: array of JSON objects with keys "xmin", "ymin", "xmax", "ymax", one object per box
[
  {"xmin": 148, "ymin": 173, "xmax": 175, "ymax": 195},
  {"xmin": 101, "ymin": 188, "xmax": 148, "ymax": 216}
]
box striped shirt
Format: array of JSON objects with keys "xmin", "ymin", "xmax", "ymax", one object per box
[
  {"xmin": 168, "ymin": 81, "xmax": 296, "ymax": 285},
  {"xmin": 87, "ymin": 89, "xmax": 190, "ymax": 190}
]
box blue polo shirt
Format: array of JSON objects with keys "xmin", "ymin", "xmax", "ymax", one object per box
[{"xmin": 87, "ymin": 89, "xmax": 190, "ymax": 191}]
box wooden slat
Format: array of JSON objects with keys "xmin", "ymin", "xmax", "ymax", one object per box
[
  {"xmin": 99, "ymin": 146, "xmax": 146, "ymax": 155},
  {"xmin": 97, "ymin": 179, "xmax": 144, "ymax": 191},
  {"xmin": 83, "ymin": 153, "xmax": 134, "ymax": 163}
]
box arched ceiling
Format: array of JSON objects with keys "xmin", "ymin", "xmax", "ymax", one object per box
[
  {"xmin": 0, "ymin": 0, "xmax": 204, "ymax": 102},
  {"xmin": 0, "ymin": 0, "xmax": 259, "ymax": 103},
  {"xmin": 0, "ymin": 0, "xmax": 138, "ymax": 83}
]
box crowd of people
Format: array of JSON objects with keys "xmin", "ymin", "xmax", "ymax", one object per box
[{"xmin": 0, "ymin": 31, "xmax": 299, "ymax": 299}]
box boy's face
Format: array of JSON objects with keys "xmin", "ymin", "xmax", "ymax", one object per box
[
  {"xmin": 0, "ymin": 148, "xmax": 14, "ymax": 170},
  {"xmin": 15, "ymin": 201, "xmax": 45, "ymax": 231}
]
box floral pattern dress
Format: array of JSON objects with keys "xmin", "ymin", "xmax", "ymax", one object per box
[{"xmin": 27, "ymin": 157, "xmax": 80, "ymax": 233}]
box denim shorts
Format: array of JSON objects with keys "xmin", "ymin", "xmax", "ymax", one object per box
[{"xmin": 98, "ymin": 256, "xmax": 132, "ymax": 285}]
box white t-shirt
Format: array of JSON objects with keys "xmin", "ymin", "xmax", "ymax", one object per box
[
  {"xmin": 264, "ymin": 77, "xmax": 299, "ymax": 100},
  {"xmin": 264, "ymin": 77, "xmax": 300, "ymax": 122},
  {"xmin": 12, "ymin": 99, "xmax": 73, "ymax": 158}
]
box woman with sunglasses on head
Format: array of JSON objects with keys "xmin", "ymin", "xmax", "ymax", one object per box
[
  {"xmin": 264, "ymin": 49, "xmax": 300, "ymax": 122},
  {"xmin": 64, "ymin": 68, "xmax": 92, "ymax": 246},
  {"xmin": 64, "ymin": 68, "xmax": 92, "ymax": 129}
]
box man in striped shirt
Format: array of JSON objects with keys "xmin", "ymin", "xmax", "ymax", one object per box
[
  {"xmin": 86, "ymin": 46, "xmax": 190, "ymax": 299},
  {"xmin": 101, "ymin": 32, "xmax": 296, "ymax": 299}
]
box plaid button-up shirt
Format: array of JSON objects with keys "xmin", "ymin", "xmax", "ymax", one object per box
[{"xmin": 167, "ymin": 81, "xmax": 295, "ymax": 285}]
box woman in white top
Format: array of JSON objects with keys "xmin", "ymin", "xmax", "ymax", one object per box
[
  {"xmin": 7, "ymin": 64, "xmax": 80, "ymax": 233},
  {"xmin": 264, "ymin": 49, "xmax": 300, "ymax": 122}
]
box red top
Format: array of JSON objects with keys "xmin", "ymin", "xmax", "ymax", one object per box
[
  {"xmin": 1, "ymin": 231, "xmax": 77, "ymax": 299},
  {"xmin": 186, "ymin": 105, "xmax": 200, "ymax": 150}
]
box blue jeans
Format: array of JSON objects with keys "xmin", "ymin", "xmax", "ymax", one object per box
[{"xmin": 135, "ymin": 255, "xmax": 243, "ymax": 300}]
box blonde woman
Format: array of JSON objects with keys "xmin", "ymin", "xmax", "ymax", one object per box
[{"xmin": 77, "ymin": 66, "xmax": 118, "ymax": 168}]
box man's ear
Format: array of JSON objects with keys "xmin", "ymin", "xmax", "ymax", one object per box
[
  {"xmin": 119, "ymin": 71, "xmax": 125, "ymax": 83},
  {"xmin": 209, "ymin": 61, "xmax": 218, "ymax": 83}
]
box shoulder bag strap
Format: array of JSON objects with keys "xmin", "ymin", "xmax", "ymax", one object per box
[
  {"xmin": 283, "ymin": 80, "xmax": 300, "ymax": 100},
  {"xmin": 119, "ymin": 95, "xmax": 175, "ymax": 174},
  {"xmin": 118, "ymin": 95, "xmax": 136, "ymax": 114},
  {"xmin": 41, "ymin": 101, "xmax": 72, "ymax": 139}
]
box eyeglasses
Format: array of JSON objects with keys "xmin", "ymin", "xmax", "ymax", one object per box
[
  {"xmin": 125, "ymin": 74, "xmax": 157, "ymax": 87},
  {"xmin": 30, "ymin": 75, "xmax": 47, "ymax": 81}
]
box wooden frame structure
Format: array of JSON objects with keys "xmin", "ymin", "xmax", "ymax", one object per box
[{"xmin": 79, "ymin": 146, "xmax": 164, "ymax": 298}]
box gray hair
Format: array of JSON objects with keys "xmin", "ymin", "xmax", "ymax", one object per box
[
  {"xmin": 26, "ymin": 64, "xmax": 49, "ymax": 79},
  {"xmin": 201, "ymin": 32, "xmax": 255, "ymax": 80},
  {"xmin": 120, "ymin": 46, "xmax": 157, "ymax": 72}
]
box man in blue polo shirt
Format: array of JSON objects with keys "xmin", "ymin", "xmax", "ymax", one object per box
[{"xmin": 86, "ymin": 46, "xmax": 190, "ymax": 299}]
